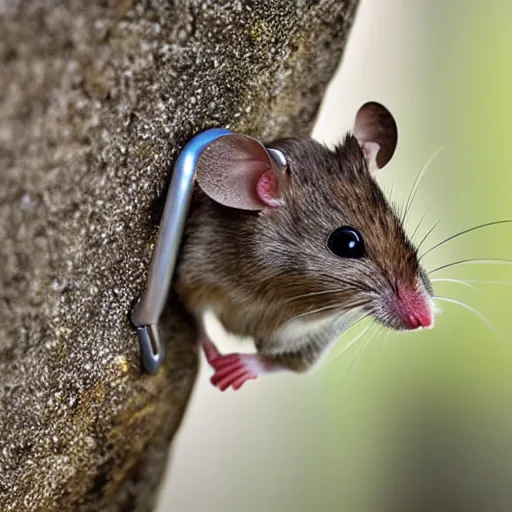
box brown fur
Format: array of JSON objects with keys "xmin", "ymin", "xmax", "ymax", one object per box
[{"xmin": 175, "ymin": 135, "xmax": 432, "ymax": 372}]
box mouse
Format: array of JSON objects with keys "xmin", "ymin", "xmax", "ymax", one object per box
[{"xmin": 175, "ymin": 102, "xmax": 435, "ymax": 391}]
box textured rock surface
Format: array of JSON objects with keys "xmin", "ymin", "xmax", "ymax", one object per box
[{"xmin": 0, "ymin": 0, "xmax": 359, "ymax": 510}]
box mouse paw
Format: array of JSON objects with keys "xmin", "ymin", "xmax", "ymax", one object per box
[{"xmin": 209, "ymin": 353, "xmax": 263, "ymax": 391}]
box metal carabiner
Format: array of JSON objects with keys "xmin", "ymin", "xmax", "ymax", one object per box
[{"xmin": 131, "ymin": 128, "xmax": 232, "ymax": 373}]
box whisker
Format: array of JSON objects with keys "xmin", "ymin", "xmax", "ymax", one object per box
[
  {"xmin": 401, "ymin": 163, "xmax": 425, "ymax": 225},
  {"xmin": 289, "ymin": 304, "xmax": 343, "ymax": 322},
  {"xmin": 435, "ymin": 278, "xmax": 512, "ymax": 287},
  {"xmin": 381, "ymin": 328, "xmax": 393, "ymax": 354},
  {"xmin": 430, "ymin": 258, "xmax": 512, "ymax": 275},
  {"xmin": 335, "ymin": 311, "xmax": 371, "ymax": 335},
  {"xmin": 327, "ymin": 323, "xmax": 373, "ymax": 371},
  {"xmin": 326, "ymin": 313, "xmax": 373, "ymax": 371},
  {"xmin": 287, "ymin": 299, "xmax": 370, "ymax": 323},
  {"xmin": 375, "ymin": 324, "xmax": 387, "ymax": 353},
  {"xmin": 393, "ymin": 197, "xmax": 406, "ymax": 227},
  {"xmin": 420, "ymin": 220, "xmax": 512, "ymax": 259},
  {"xmin": 416, "ymin": 219, "xmax": 443, "ymax": 253},
  {"xmin": 402, "ymin": 145, "xmax": 446, "ymax": 223},
  {"xmin": 431, "ymin": 277, "xmax": 484, "ymax": 294},
  {"xmin": 434, "ymin": 295, "xmax": 505, "ymax": 348},
  {"xmin": 386, "ymin": 184, "xmax": 396, "ymax": 206},
  {"xmin": 337, "ymin": 325, "xmax": 376, "ymax": 379},
  {"xmin": 410, "ymin": 209, "xmax": 429, "ymax": 242},
  {"xmin": 326, "ymin": 309, "xmax": 364, "ymax": 340},
  {"xmin": 349, "ymin": 324, "xmax": 380, "ymax": 378},
  {"xmin": 285, "ymin": 284, "xmax": 363, "ymax": 303}
]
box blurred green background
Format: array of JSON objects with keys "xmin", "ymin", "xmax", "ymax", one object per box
[{"xmin": 159, "ymin": 1, "xmax": 512, "ymax": 510}]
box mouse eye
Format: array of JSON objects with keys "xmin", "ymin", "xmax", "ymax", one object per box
[{"xmin": 327, "ymin": 227, "xmax": 365, "ymax": 259}]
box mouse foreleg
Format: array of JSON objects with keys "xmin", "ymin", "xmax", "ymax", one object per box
[{"xmin": 201, "ymin": 338, "xmax": 318, "ymax": 391}]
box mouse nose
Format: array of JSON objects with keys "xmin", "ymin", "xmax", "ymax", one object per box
[
  {"xmin": 406, "ymin": 311, "xmax": 433, "ymax": 330},
  {"xmin": 394, "ymin": 284, "xmax": 434, "ymax": 331}
]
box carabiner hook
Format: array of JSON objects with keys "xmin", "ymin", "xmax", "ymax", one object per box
[{"xmin": 131, "ymin": 128, "xmax": 232, "ymax": 373}]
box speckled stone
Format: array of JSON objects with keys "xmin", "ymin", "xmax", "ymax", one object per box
[{"xmin": 0, "ymin": 0, "xmax": 359, "ymax": 510}]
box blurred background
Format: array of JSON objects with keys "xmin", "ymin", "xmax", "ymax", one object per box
[{"xmin": 158, "ymin": 1, "xmax": 512, "ymax": 510}]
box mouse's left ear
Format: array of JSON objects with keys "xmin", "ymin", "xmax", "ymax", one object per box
[
  {"xmin": 353, "ymin": 102, "xmax": 398, "ymax": 173},
  {"xmin": 195, "ymin": 133, "xmax": 286, "ymax": 210}
]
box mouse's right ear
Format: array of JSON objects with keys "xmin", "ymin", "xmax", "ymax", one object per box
[
  {"xmin": 353, "ymin": 102, "xmax": 398, "ymax": 173},
  {"xmin": 195, "ymin": 133, "xmax": 285, "ymax": 211}
]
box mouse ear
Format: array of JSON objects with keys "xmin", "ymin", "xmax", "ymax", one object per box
[
  {"xmin": 195, "ymin": 133, "xmax": 285, "ymax": 210},
  {"xmin": 353, "ymin": 102, "xmax": 398, "ymax": 172}
]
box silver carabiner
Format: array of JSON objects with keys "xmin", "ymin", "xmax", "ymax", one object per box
[{"xmin": 131, "ymin": 128, "xmax": 232, "ymax": 373}]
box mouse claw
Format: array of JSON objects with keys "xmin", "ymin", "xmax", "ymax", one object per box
[{"xmin": 209, "ymin": 353, "xmax": 261, "ymax": 391}]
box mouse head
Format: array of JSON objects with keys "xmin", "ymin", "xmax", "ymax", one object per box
[{"xmin": 194, "ymin": 102, "xmax": 434, "ymax": 332}]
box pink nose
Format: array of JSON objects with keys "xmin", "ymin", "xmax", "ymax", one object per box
[
  {"xmin": 406, "ymin": 311, "xmax": 433, "ymax": 330},
  {"xmin": 395, "ymin": 284, "xmax": 434, "ymax": 330}
]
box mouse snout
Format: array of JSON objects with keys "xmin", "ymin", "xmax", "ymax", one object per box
[
  {"xmin": 390, "ymin": 283, "xmax": 434, "ymax": 331},
  {"xmin": 405, "ymin": 310, "xmax": 433, "ymax": 330}
]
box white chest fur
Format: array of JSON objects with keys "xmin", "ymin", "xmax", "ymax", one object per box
[
  {"xmin": 267, "ymin": 312, "xmax": 341, "ymax": 355},
  {"xmin": 199, "ymin": 303, "xmax": 358, "ymax": 362}
]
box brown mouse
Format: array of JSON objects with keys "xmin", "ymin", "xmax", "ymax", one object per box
[{"xmin": 175, "ymin": 102, "xmax": 435, "ymax": 391}]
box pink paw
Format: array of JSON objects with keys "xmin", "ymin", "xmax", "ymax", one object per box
[{"xmin": 209, "ymin": 353, "xmax": 261, "ymax": 391}]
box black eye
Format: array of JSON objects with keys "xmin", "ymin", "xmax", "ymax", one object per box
[{"xmin": 327, "ymin": 227, "xmax": 365, "ymax": 259}]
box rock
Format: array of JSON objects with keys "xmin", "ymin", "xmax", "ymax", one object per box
[{"xmin": 0, "ymin": 0, "xmax": 359, "ymax": 510}]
